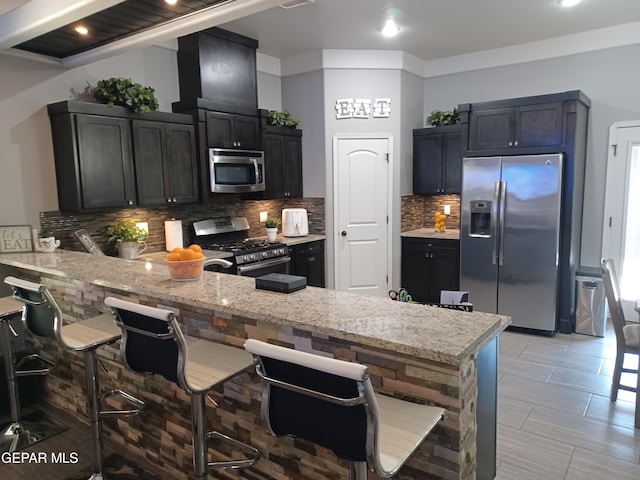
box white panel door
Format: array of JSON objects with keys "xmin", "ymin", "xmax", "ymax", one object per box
[{"xmin": 335, "ymin": 136, "xmax": 389, "ymax": 296}]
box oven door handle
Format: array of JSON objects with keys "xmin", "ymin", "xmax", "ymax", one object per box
[{"xmin": 236, "ymin": 256, "xmax": 291, "ymax": 275}]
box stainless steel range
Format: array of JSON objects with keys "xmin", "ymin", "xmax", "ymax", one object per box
[{"xmin": 192, "ymin": 217, "xmax": 290, "ymax": 277}]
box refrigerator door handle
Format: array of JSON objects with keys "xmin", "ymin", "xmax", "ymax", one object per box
[
  {"xmin": 498, "ymin": 181, "xmax": 507, "ymax": 266},
  {"xmin": 492, "ymin": 181, "xmax": 501, "ymax": 265}
]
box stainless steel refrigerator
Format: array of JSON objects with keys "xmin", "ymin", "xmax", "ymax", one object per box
[{"xmin": 460, "ymin": 154, "xmax": 562, "ymax": 332}]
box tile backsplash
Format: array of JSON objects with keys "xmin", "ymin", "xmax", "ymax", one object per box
[
  {"xmin": 401, "ymin": 194, "xmax": 460, "ymax": 232},
  {"xmin": 41, "ymin": 196, "xmax": 324, "ymax": 255}
]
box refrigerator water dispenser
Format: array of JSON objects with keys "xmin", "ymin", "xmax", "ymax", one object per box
[{"xmin": 469, "ymin": 201, "xmax": 492, "ymax": 237}]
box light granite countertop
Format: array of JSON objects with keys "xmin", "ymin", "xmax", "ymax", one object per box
[
  {"xmin": 0, "ymin": 250, "xmax": 509, "ymax": 365},
  {"xmin": 252, "ymin": 233, "xmax": 326, "ymax": 246},
  {"xmin": 402, "ymin": 228, "xmax": 461, "ymax": 240}
]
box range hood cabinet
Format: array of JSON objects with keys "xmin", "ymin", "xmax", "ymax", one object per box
[{"xmin": 176, "ymin": 27, "xmax": 258, "ymax": 116}]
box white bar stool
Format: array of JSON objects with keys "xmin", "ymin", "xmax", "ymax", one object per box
[
  {"xmin": 4, "ymin": 277, "xmax": 144, "ymax": 479},
  {"xmin": 105, "ymin": 296, "xmax": 259, "ymax": 480},
  {"xmin": 244, "ymin": 338, "xmax": 446, "ymax": 479}
]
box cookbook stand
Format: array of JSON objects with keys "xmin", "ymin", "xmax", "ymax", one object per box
[{"xmin": 74, "ymin": 229, "xmax": 105, "ymax": 256}]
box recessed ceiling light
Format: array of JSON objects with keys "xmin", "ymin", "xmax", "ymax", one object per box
[
  {"xmin": 557, "ymin": 0, "xmax": 581, "ymax": 7},
  {"xmin": 165, "ymin": 0, "xmax": 178, "ymax": 5},
  {"xmin": 381, "ymin": 18, "xmax": 400, "ymax": 38},
  {"xmin": 75, "ymin": 26, "xmax": 88, "ymax": 35}
]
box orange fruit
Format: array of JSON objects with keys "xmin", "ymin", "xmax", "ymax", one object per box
[
  {"xmin": 178, "ymin": 248, "xmax": 198, "ymax": 261},
  {"xmin": 167, "ymin": 252, "xmax": 181, "ymax": 261},
  {"xmin": 188, "ymin": 244, "xmax": 203, "ymax": 253},
  {"xmin": 194, "ymin": 252, "xmax": 205, "ymax": 259},
  {"xmin": 171, "ymin": 247, "xmax": 184, "ymax": 254}
]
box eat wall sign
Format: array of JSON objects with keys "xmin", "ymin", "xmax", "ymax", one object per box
[{"xmin": 335, "ymin": 98, "xmax": 391, "ymax": 119}]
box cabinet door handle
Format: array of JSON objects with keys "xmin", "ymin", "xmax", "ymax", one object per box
[
  {"xmin": 128, "ymin": 200, "xmax": 133, "ymax": 205},
  {"xmin": 341, "ymin": 231, "xmax": 347, "ymax": 237},
  {"xmin": 514, "ymin": 140, "xmax": 519, "ymax": 146},
  {"xmin": 508, "ymin": 141, "xmax": 513, "ymax": 147}
]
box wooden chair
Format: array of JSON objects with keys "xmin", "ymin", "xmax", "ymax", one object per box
[
  {"xmin": 601, "ymin": 259, "xmax": 640, "ymax": 407},
  {"xmin": 244, "ymin": 338, "xmax": 446, "ymax": 479}
]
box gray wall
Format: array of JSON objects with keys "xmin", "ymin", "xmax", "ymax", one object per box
[
  {"xmin": 282, "ymin": 70, "xmax": 326, "ymax": 198},
  {"xmin": 0, "ymin": 45, "xmax": 180, "ymax": 228},
  {"xmin": 400, "ymin": 70, "xmax": 425, "ymax": 195},
  {"xmin": 423, "ymin": 43, "xmax": 640, "ymax": 267},
  {"xmin": 321, "ymin": 69, "xmax": 404, "ymax": 288},
  {"xmin": 257, "ymin": 71, "xmax": 282, "ymax": 111}
]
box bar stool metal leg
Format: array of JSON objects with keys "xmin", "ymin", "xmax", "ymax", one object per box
[
  {"xmin": 190, "ymin": 392, "xmax": 259, "ymax": 479},
  {"xmin": 0, "ymin": 312, "xmax": 65, "ymax": 453},
  {"xmin": 350, "ymin": 461, "xmax": 368, "ymax": 480},
  {"xmin": 85, "ymin": 349, "xmax": 105, "ymax": 480},
  {"xmin": 191, "ymin": 393, "xmax": 207, "ymax": 480}
]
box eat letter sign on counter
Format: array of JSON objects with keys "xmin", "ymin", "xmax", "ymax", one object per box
[{"xmin": 0, "ymin": 225, "xmax": 33, "ymax": 253}]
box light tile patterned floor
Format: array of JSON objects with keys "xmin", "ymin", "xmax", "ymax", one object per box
[{"xmin": 496, "ymin": 321, "xmax": 640, "ymax": 479}]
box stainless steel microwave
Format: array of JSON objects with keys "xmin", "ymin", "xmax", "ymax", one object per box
[{"xmin": 209, "ymin": 148, "xmax": 265, "ymax": 193}]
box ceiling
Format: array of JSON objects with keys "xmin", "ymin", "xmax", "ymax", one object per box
[{"xmin": 2, "ymin": 0, "xmax": 640, "ymax": 68}]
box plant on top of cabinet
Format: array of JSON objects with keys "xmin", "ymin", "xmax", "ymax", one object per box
[
  {"xmin": 426, "ymin": 109, "xmax": 460, "ymax": 127},
  {"xmin": 93, "ymin": 77, "xmax": 159, "ymax": 113},
  {"xmin": 267, "ymin": 110, "xmax": 300, "ymax": 128}
]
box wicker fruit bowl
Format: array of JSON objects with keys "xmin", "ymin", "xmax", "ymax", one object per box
[
  {"xmin": 167, "ymin": 258, "xmax": 205, "ymax": 281},
  {"xmin": 166, "ymin": 245, "xmax": 206, "ymax": 281}
]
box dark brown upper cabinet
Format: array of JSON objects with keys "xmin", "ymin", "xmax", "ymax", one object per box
[
  {"xmin": 205, "ymin": 111, "xmax": 261, "ymax": 150},
  {"xmin": 413, "ymin": 124, "xmax": 462, "ymax": 195},
  {"xmin": 458, "ymin": 91, "xmax": 590, "ymax": 155},
  {"xmin": 132, "ymin": 120, "xmax": 198, "ymax": 206},
  {"xmin": 48, "ymin": 101, "xmax": 199, "ymax": 212},
  {"xmin": 466, "ymin": 102, "xmax": 563, "ymax": 151}
]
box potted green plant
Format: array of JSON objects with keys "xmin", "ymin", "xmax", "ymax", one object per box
[
  {"xmin": 265, "ymin": 218, "xmax": 280, "ymax": 242},
  {"xmin": 426, "ymin": 109, "xmax": 460, "ymax": 127},
  {"xmin": 106, "ymin": 219, "xmax": 147, "ymax": 259},
  {"xmin": 34, "ymin": 228, "xmax": 60, "ymax": 252},
  {"xmin": 267, "ymin": 110, "xmax": 300, "ymax": 128},
  {"xmin": 93, "ymin": 77, "xmax": 159, "ymax": 113}
]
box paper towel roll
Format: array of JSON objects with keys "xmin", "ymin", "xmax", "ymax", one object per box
[{"xmin": 164, "ymin": 220, "xmax": 183, "ymax": 251}]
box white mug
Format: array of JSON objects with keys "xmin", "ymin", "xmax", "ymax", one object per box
[{"xmin": 37, "ymin": 237, "xmax": 60, "ymax": 253}]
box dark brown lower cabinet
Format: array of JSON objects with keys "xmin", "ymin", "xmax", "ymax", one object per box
[
  {"xmin": 401, "ymin": 237, "xmax": 460, "ymax": 303},
  {"xmin": 289, "ymin": 240, "xmax": 325, "ymax": 288}
]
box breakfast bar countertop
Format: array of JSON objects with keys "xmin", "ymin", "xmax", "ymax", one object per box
[{"xmin": 0, "ymin": 250, "xmax": 508, "ymax": 365}]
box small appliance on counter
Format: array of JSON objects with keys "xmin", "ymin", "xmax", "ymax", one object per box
[{"xmin": 282, "ymin": 208, "xmax": 309, "ymax": 237}]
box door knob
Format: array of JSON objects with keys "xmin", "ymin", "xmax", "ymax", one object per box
[{"xmin": 341, "ymin": 231, "xmax": 347, "ymax": 236}]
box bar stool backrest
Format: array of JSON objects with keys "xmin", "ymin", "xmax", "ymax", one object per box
[
  {"xmin": 4, "ymin": 276, "xmax": 62, "ymax": 343},
  {"xmin": 104, "ymin": 297, "xmax": 188, "ymax": 390},
  {"xmin": 244, "ymin": 339, "xmax": 377, "ymax": 465}
]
